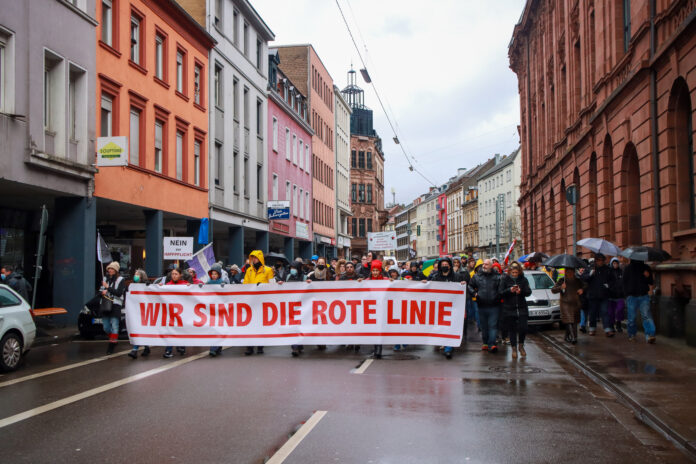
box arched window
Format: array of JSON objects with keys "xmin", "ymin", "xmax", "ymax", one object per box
[
  {"xmin": 669, "ymin": 77, "xmax": 695, "ymax": 229},
  {"xmin": 588, "ymin": 152, "xmax": 598, "ymax": 236},
  {"xmin": 622, "ymin": 143, "xmax": 642, "ymax": 246},
  {"xmin": 559, "ymin": 179, "xmax": 568, "ymax": 252},
  {"xmin": 602, "ymin": 135, "xmax": 615, "ymax": 237}
]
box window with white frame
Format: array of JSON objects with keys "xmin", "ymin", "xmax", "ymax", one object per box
[
  {"xmin": 214, "ymin": 0, "xmax": 222, "ymax": 28},
  {"xmin": 272, "ymin": 173, "xmax": 278, "ymax": 200},
  {"xmin": 285, "ymin": 128, "xmax": 290, "ymax": 160},
  {"xmin": 130, "ymin": 15, "xmax": 141, "ymax": 64},
  {"xmin": 285, "ymin": 181, "xmax": 291, "ymax": 204},
  {"xmin": 298, "ymin": 140, "xmax": 303, "ymax": 169},
  {"xmin": 293, "ymin": 185, "xmax": 298, "ymax": 216},
  {"xmin": 175, "ymin": 130, "xmax": 184, "ymax": 180},
  {"xmin": 299, "ymin": 188, "xmax": 304, "ymax": 219},
  {"xmin": 176, "ymin": 50, "xmax": 184, "ymax": 93},
  {"xmin": 507, "ymin": 169, "xmax": 511, "ymax": 183},
  {"xmin": 129, "ymin": 107, "xmax": 140, "ymax": 164},
  {"xmin": 214, "ymin": 64, "xmax": 222, "ymax": 108},
  {"xmin": 305, "ymin": 145, "xmax": 310, "ymax": 173},
  {"xmin": 272, "ymin": 117, "xmax": 278, "ymax": 151},
  {"xmin": 292, "ymin": 134, "xmax": 297, "ymax": 164},
  {"xmin": 305, "ymin": 191, "xmax": 309, "ymax": 222},
  {"xmin": 214, "ymin": 142, "xmax": 222, "ymax": 186},
  {"xmin": 155, "ymin": 34, "xmax": 164, "ymax": 80},
  {"xmin": 44, "ymin": 51, "xmax": 64, "ymax": 134},
  {"xmin": 154, "ymin": 120, "xmax": 163, "ymax": 173},
  {"xmin": 101, "ymin": 0, "xmax": 113, "ymax": 46},
  {"xmin": 68, "ymin": 65, "xmax": 86, "ymax": 143},
  {"xmin": 194, "ymin": 64, "xmax": 201, "ymax": 105},
  {"xmin": 100, "ymin": 94, "xmax": 112, "ymax": 137},
  {"xmin": 194, "ymin": 140, "xmax": 201, "ymax": 186}
]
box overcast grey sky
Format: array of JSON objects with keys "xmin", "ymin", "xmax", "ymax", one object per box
[{"xmin": 252, "ymin": 0, "xmax": 526, "ymax": 204}]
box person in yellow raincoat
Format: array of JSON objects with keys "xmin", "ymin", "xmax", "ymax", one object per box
[{"xmin": 243, "ymin": 250, "xmax": 275, "ymax": 355}]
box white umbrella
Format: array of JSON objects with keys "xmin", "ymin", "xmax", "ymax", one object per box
[{"xmin": 576, "ymin": 238, "xmax": 621, "ymax": 256}]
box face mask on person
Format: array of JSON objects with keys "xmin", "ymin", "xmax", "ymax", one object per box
[
  {"xmin": 440, "ymin": 265, "xmax": 450, "ymax": 273},
  {"xmin": 290, "ymin": 268, "xmax": 298, "ymax": 276},
  {"xmin": 133, "ymin": 275, "xmax": 141, "ymax": 283},
  {"xmin": 317, "ymin": 264, "xmax": 326, "ymax": 271},
  {"xmin": 253, "ymin": 262, "xmax": 262, "ymax": 270}
]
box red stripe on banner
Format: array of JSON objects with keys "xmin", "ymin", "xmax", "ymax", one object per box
[
  {"xmin": 130, "ymin": 332, "xmax": 461, "ymax": 339},
  {"xmin": 129, "ymin": 287, "xmax": 465, "ymax": 296}
]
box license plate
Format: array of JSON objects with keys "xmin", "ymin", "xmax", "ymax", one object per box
[
  {"xmin": 532, "ymin": 310, "xmax": 550, "ymax": 316},
  {"xmin": 92, "ymin": 318, "xmax": 102, "ymax": 324}
]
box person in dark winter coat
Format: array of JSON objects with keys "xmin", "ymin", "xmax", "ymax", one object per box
[
  {"xmin": 427, "ymin": 257, "xmax": 469, "ymax": 359},
  {"xmin": 359, "ymin": 259, "xmax": 386, "ymax": 358},
  {"xmin": 498, "ymin": 262, "xmax": 532, "ymax": 358},
  {"xmin": 608, "ymin": 258, "xmax": 625, "ymax": 333},
  {"xmin": 339, "ymin": 261, "xmax": 360, "ymax": 280},
  {"xmin": 163, "ymin": 268, "xmax": 190, "ymax": 358},
  {"xmin": 286, "ymin": 262, "xmax": 304, "ymax": 282},
  {"xmin": 622, "ymin": 259, "xmax": 657, "ymax": 343},
  {"xmin": 468, "ymin": 259, "xmax": 502, "ymax": 353},
  {"xmin": 581, "ymin": 254, "xmax": 616, "ymax": 336},
  {"xmin": 403, "ymin": 261, "xmax": 425, "ymax": 281},
  {"xmin": 128, "ymin": 269, "xmax": 151, "ymax": 359},
  {"xmin": 357, "ymin": 254, "xmax": 372, "ymax": 279},
  {"xmin": 100, "ymin": 261, "xmax": 126, "ymax": 354},
  {"xmin": 1, "ymin": 265, "xmax": 32, "ymax": 302}
]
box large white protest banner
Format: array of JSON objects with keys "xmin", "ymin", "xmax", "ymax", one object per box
[{"xmin": 126, "ymin": 280, "xmax": 466, "ymax": 346}]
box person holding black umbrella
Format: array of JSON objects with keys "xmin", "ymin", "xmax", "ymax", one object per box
[
  {"xmin": 582, "ymin": 254, "xmax": 616, "ymax": 337},
  {"xmin": 551, "ymin": 267, "xmax": 586, "ymax": 344},
  {"xmin": 622, "ymin": 259, "xmax": 657, "ymax": 343}
]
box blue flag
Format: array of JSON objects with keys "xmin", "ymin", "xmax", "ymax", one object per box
[{"xmin": 198, "ymin": 218, "xmax": 209, "ymax": 245}]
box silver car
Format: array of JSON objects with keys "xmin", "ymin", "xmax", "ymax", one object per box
[
  {"xmin": 524, "ymin": 271, "xmax": 561, "ymax": 326},
  {"xmin": 0, "ymin": 284, "xmax": 36, "ymax": 371}
]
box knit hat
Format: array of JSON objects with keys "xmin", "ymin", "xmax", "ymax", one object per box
[
  {"xmin": 230, "ymin": 264, "xmax": 240, "ymax": 272},
  {"xmin": 106, "ymin": 261, "xmax": 120, "ymax": 273}
]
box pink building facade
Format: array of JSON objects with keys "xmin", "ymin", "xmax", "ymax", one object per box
[{"xmin": 267, "ymin": 50, "xmax": 314, "ymax": 260}]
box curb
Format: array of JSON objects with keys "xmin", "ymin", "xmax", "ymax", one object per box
[
  {"xmin": 32, "ymin": 332, "xmax": 78, "ymax": 348},
  {"xmin": 538, "ymin": 332, "xmax": 696, "ymax": 462}
]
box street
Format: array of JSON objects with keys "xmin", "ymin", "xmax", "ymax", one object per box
[{"xmin": 0, "ymin": 334, "xmax": 689, "ymax": 463}]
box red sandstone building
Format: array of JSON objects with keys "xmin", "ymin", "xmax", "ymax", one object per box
[{"xmin": 509, "ymin": 0, "xmax": 696, "ymax": 343}]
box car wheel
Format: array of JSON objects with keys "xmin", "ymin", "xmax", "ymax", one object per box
[
  {"xmin": 0, "ymin": 332, "xmax": 23, "ymax": 372},
  {"xmin": 77, "ymin": 313, "xmax": 96, "ymax": 340}
]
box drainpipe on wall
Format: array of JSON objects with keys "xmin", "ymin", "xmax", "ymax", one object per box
[
  {"xmin": 649, "ymin": 0, "xmax": 662, "ymax": 249},
  {"xmin": 526, "ymin": 35, "xmax": 534, "ymax": 251}
]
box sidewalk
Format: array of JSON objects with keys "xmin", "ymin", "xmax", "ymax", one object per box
[
  {"xmin": 540, "ymin": 328, "xmax": 696, "ymax": 460},
  {"xmin": 32, "ymin": 318, "xmax": 79, "ymax": 347}
]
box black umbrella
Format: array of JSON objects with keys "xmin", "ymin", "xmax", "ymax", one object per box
[
  {"xmin": 542, "ymin": 254, "xmax": 587, "ymax": 269},
  {"xmin": 524, "ymin": 251, "xmax": 549, "ymax": 263},
  {"xmin": 620, "ymin": 246, "xmax": 671, "ymax": 262}
]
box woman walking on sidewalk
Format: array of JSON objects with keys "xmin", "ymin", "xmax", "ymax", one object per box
[
  {"xmin": 499, "ymin": 262, "xmax": 531, "ymax": 359},
  {"xmin": 552, "ymin": 267, "xmax": 586, "ymax": 344},
  {"xmin": 101, "ymin": 261, "xmax": 126, "ymax": 355}
]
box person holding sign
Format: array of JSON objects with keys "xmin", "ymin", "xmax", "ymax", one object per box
[
  {"xmin": 163, "ymin": 268, "xmax": 189, "ymax": 358},
  {"xmin": 426, "ymin": 257, "xmax": 469, "ymax": 359},
  {"xmin": 243, "ymin": 250, "xmax": 275, "ymax": 356},
  {"xmin": 359, "ymin": 259, "xmax": 388, "ymax": 359},
  {"xmin": 101, "ymin": 262, "xmax": 126, "ymax": 355}
]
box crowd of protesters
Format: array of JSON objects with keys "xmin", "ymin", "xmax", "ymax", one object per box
[{"xmin": 88, "ymin": 246, "xmax": 658, "ymax": 361}]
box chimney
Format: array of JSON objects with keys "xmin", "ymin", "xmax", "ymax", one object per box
[{"xmin": 457, "ymin": 168, "xmax": 467, "ymax": 176}]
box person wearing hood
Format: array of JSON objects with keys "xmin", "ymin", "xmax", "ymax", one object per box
[
  {"xmin": 273, "ymin": 261, "xmax": 287, "ymax": 282},
  {"xmin": 186, "ymin": 268, "xmax": 204, "ymax": 285},
  {"xmin": 427, "ymin": 257, "xmax": 469, "ymax": 359},
  {"xmin": 243, "ymin": 250, "xmax": 274, "ymax": 355},
  {"xmin": 387, "ymin": 265, "xmax": 401, "ymax": 280},
  {"xmin": 206, "ymin": 264, "xmax": 226, "ymax": 357},
  {"xmin": 499, "ymin": 262, "xmax": 532, "ymax": 359},
  {"xmin": 452, "ymin": 257, "xmax": 462, "ymax": 276},
  {"xmin": 403, "ymin": 261, "xmax": 424, "ymax": 281},
  {"xmin": 359, "ymin": 259, "xmax": 387, "ymax": 358},
  {"xmin": 1, "ymin": 265, "xmax": 32, "ymax": 302},
  {"xmin": 100, "ymin": 261, "xmax": 126, "ymax": 354},
  {"xmin": 468, "ymin": 259, "xmax": 501, "ymax": 353},
  {"xmin": 608, "ymin": 258, "xmax": 625, "ymax": 333},
  {"xmin": 286, "ymin": 262, "xmax": 304, "ymax": 282},
  {"xmin": 301, "ymin": 257, "xmax": 332, "ymax": 354},
  {"xmin": 128, "ymin": 269, "xmax": 151, "ymax": 359},
  {"xmin": 228, "ymin": 264, "xmax": 242, "ymax": 284}
]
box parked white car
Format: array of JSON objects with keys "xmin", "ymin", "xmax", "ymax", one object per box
[
  {"xmin": 0, "ymin": 284, "xmax": 36, "ymax": 371},
  {"xmin": 524, "ymin": 271, "xmax": 561, "ymax": 326}
]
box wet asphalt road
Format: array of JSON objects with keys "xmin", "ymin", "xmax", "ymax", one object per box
[{"xmin": 0, "ymin": 334, "xmax": 690, "ymax": 463}]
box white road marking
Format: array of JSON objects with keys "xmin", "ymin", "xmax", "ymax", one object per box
[
  {"xmin": 0, "ymin": 350, "xmax": 131, "ymax": 389},
  {"xmin": 266, "ymin": 410, "xmax": 327, "ymax": 464},
  {"xmin": 0, "ymin": 351, "xmax": 209, "ymax": 429},
  {"xmin": 351, "ymin": 358, "xmax": 373, "ymax": 374}
]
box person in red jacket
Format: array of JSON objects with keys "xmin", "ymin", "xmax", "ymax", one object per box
[{"xmin": 359, "ymin": 259, "xmax": 387, "ymax": 358}]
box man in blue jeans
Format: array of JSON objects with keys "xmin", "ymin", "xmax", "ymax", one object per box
[
  {"xmin": 468, "ymin": 259, "xmax": 501, "ymax": 353},
  {"xmin": 622, "ymin": 258, "xmax": 656, "ymax": 343}
]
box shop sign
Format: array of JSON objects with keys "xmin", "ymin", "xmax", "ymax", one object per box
[
  {"xmin": 97, "ymin": 136, "xmax": 128, "ymax": 166},
  {"xmin": 267, "ymin": 201, "xmax": 290, "ymax": 220}
]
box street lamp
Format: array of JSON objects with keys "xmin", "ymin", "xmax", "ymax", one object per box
[{"xmin": 566, "ymin": 184, "xmax": 578, "ymax": 255}]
